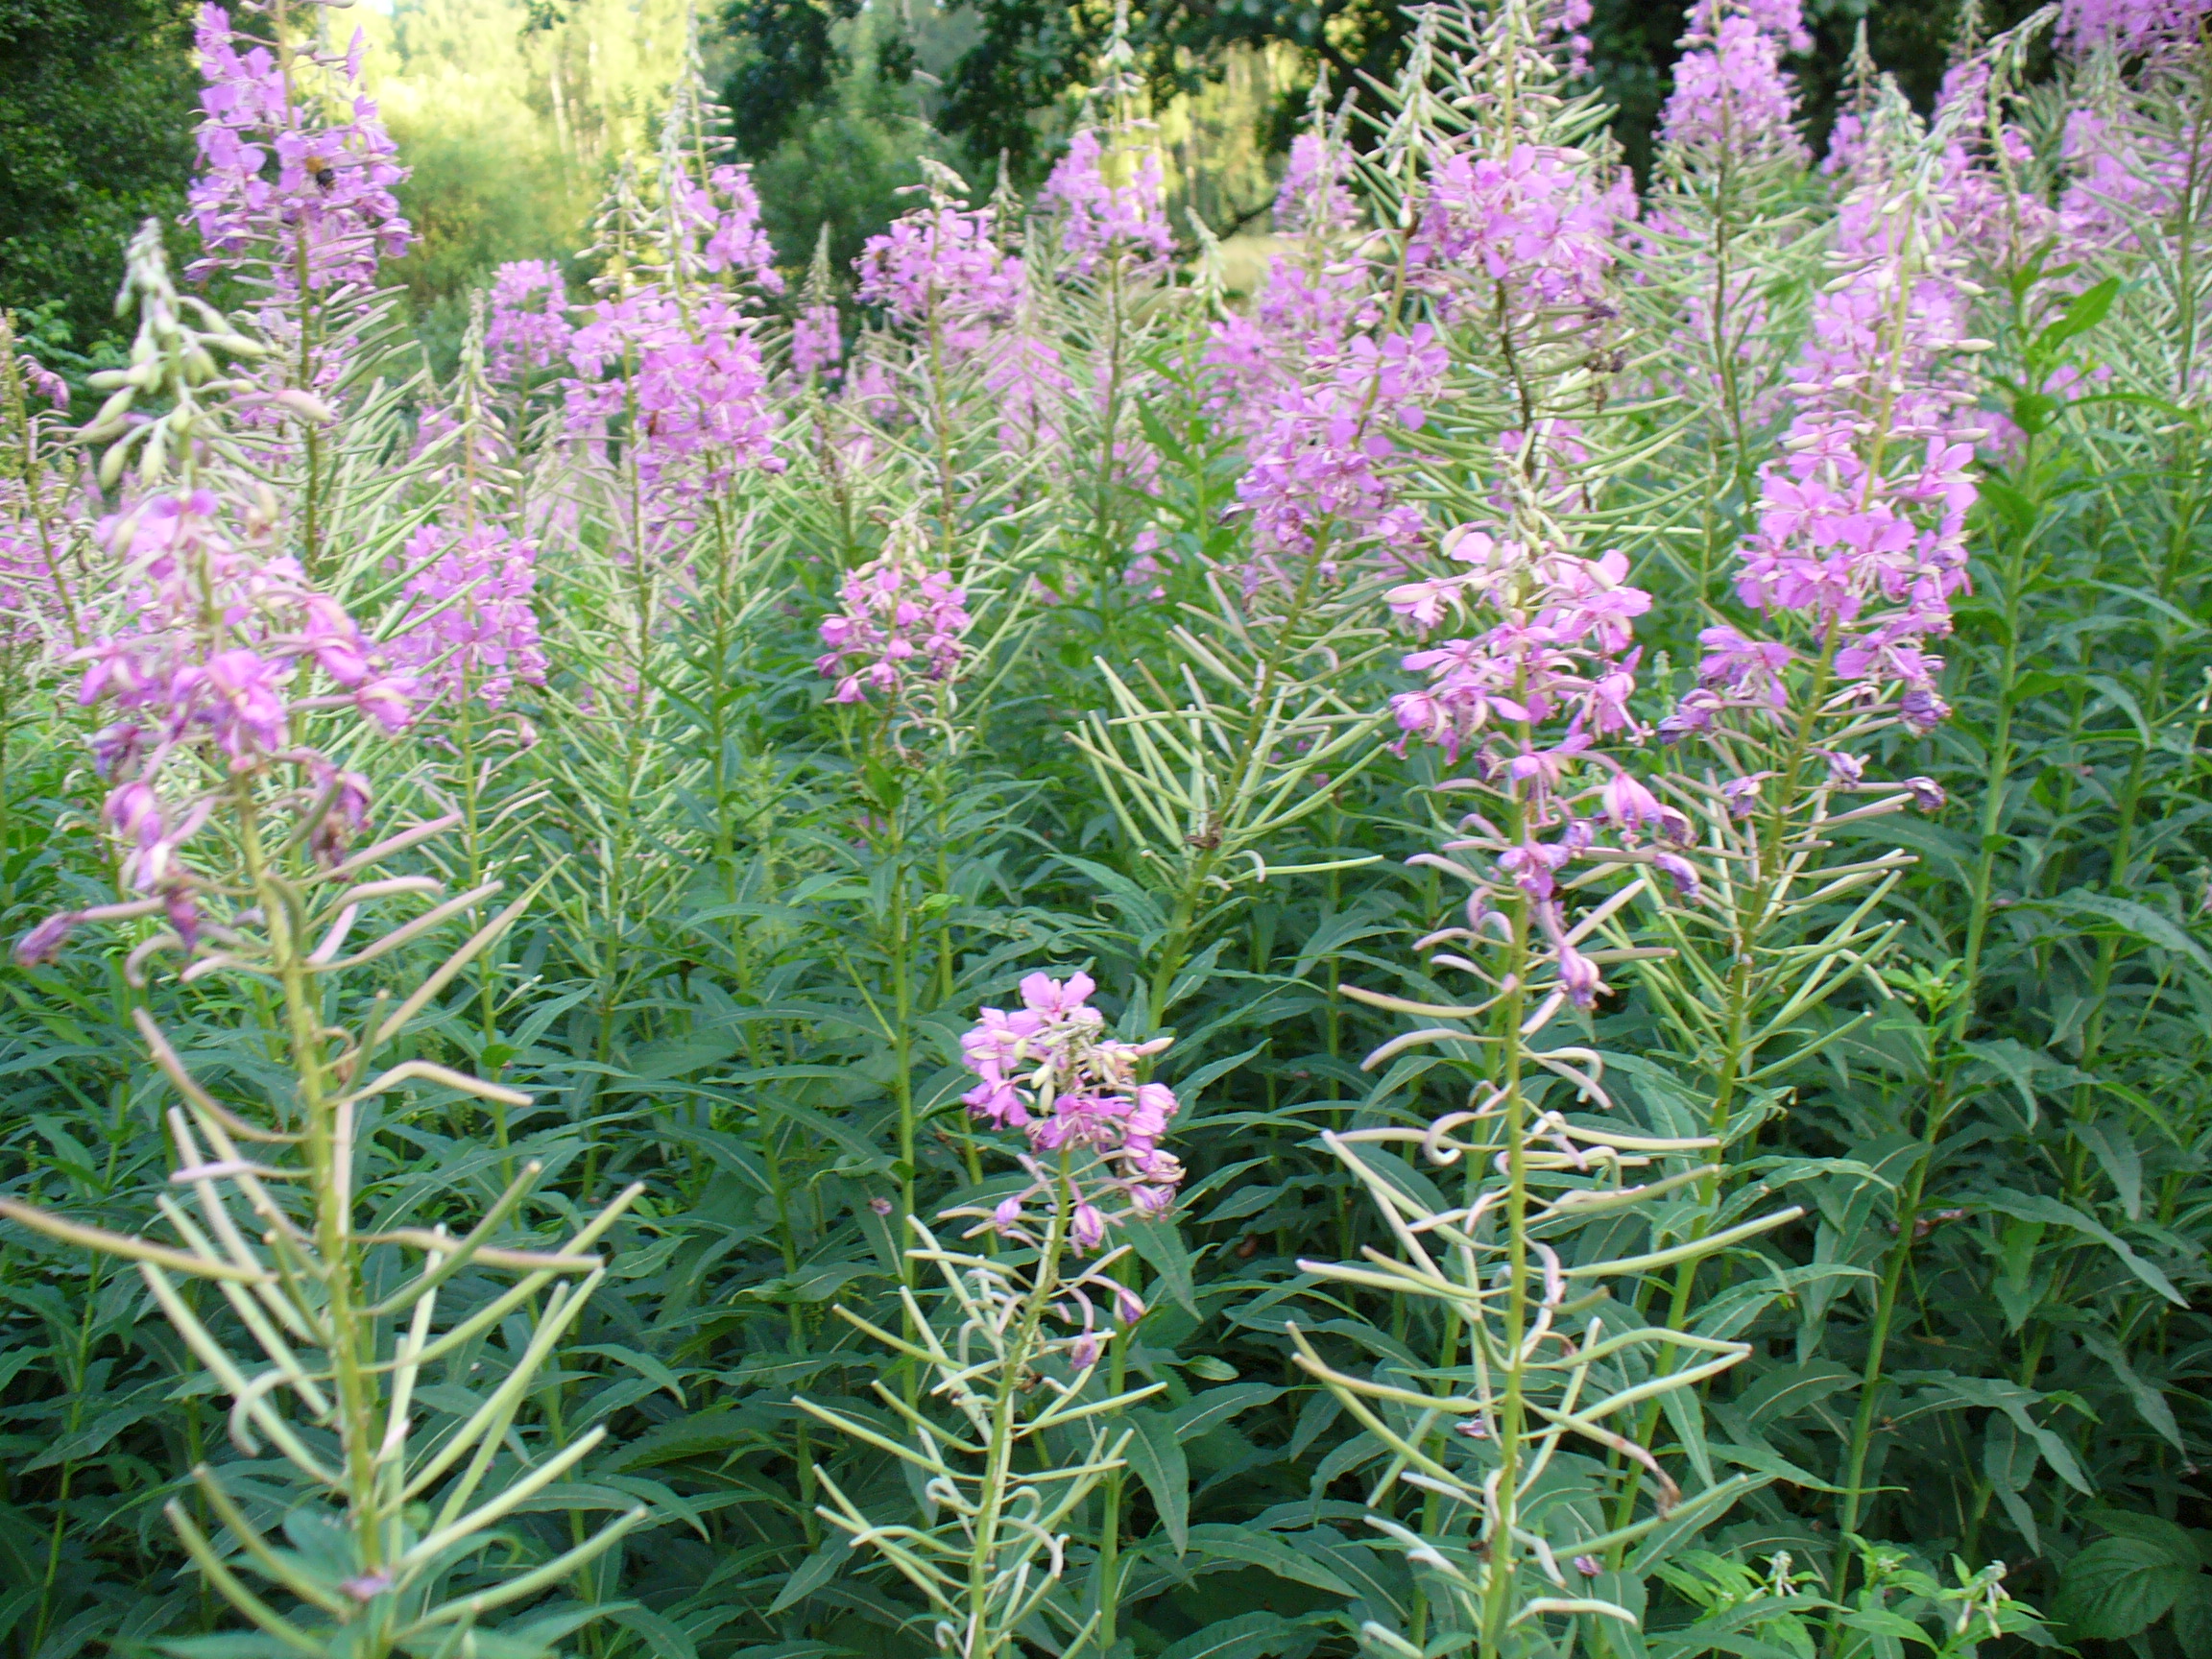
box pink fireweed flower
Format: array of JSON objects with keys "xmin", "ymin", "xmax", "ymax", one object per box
[
  {"xmin": 184, "ymin": 5, "xmax": 412, "ymax": 424},
  {"xmin": 1231, "ymin": 326, "xmax": 1449, "ymax": 569},
  {"xmin": 11, "ymin": 346, "xmax": 68, "ymax": 411},
  {"xmin": 1410, "ymin": 142, "xmax": 1634, "ymax": 319},
  {"xmin": 486, "ymin": 260, "xmax": 573, "ymax": 381},
  {"xmin": 565, "ymin": 286, "xmax": 783, "ymax": 496},
  {"xmin": 854, "ymin": 204, "xmax": 1023, "ymax": 356},
  {"xmin": 1274, "ymin": 132, "xmax": 1362, "ymax": 238},
  {"xmin": 956, "ymin": 970, "xmax": 1187, "ymax": 1250},
  {"xmin": 0, "ymin": 521, "xmax": 76, "ymax": 651},
  {"xmin": 792, "ymin": 301, "xmax": 843, "ymax": 380},
  {"xmin": 186, "ymin": 5, "xmax": 413, "ymax": 295},
  {"xmin": 385, "ymin": 523, "xmax": 547, "ymax": 709},
  {"xmin": 1041, "ymin": 128, "xmax": 1175, "ymax": 278},
  {"xmin": 29, "ymin": 490, "xmax": 416, "ymax": 954},
  {"xmin": 1658, "ymin": 0, "xmax": 1810, "ymax": 166},
  {"xmin": 1677, "ymin": 84, "xmax": 1983, "ymax": 734},
  {"xmin": 670, "ymin": 163, "xmax": 783, "ymax": 294},
  {"xmin": 2056, "ymin": 97, "xmax": 2212, "ymax": 269},
  {"xmin": 814, "ymin": 552, "xmax": 971, "ymax": 707},
  {"xmin": 2057, "ymin": 0, "xmax": 2210, "ymax": 55},
  {"xmin": 1389, "ymin": 526, "xmax": 1654, "ymax": 761},
  {"xmin": 1387, "ymin": 514, "xmax": 1678, "ymax": 1022}
]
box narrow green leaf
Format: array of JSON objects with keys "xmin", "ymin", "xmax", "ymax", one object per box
[
  {"xmin": 1975, "ymin": 1188, "xmax": 2185, "ymax": 1307},
  {"xmin": 1124, "ymin": 1407, "xmax": 1190, "ymax": 1553},
  {"xmin": 1187, "ymin": 1524, "xmax": 1358, "ymax": 1597}
]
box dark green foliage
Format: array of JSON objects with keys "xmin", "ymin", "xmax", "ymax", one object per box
[
  {"xmin": 720, "ymin": 0, "xmax": 898, "ymax": 158},
  {"xmin": 9, "ymin": 297, "xmax": 2212, "ymax": 1656},
  {"xmin": 0, "ymin": 0, "xmax": 199, "ymax": 354},
  {"xmin": 712, "ymin": 0, "xmax": 2056, "ymax": 199},
  {"xmin": 737, "ymin": 9, "xmax": 952, "ymax": 276}
]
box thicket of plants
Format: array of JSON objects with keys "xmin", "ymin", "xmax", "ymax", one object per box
[{"xmin": 3, "ymin": 1, "xmax": 2212, "ymax": 1658}]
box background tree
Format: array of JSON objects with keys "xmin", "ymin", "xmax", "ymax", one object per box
[
  {"xmin": 715, "ymin": 0, "xmax": 2056, "ymax": 192},
  {"xmin": 0, "ymin": 0, "xmax": 199, "ymax": 359}
]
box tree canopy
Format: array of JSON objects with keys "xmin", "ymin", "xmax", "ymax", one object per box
[
  {"xmin": 716, "ymin": 0, "xmax": 2054, "ymax": 192},
  {"xmin": 0, "ymin": 0, "xmax": 199, "ymax": 355}
]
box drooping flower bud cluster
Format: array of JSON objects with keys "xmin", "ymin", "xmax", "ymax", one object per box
[
  {"xmin": 814, "ymin": 550, "xmax": 972, "ymax": 706},
  {"xmin": 957, "ymin": 971, "xmax": 1185, "ymax": 1249}
]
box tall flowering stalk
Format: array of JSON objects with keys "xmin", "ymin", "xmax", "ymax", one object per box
[
  {"xmin": 1588, "ymin": 59, "xmax": 2008, "ymax": 1594},
  {"xmin": 5, "ymin": 266, "xmax": 638, "ymax": 1656},
  {"xmin": 187, "ymin": 0, "xmax": 413, "ymax": 572},
  {"xmin": 0, "ymin": 317, "xmax": 84, "ymax": 906},
  {"xmin": 1635, "ymin": 0, "xmax": 1820, "ymax": 609},
  {"xmin": 1282, "ymin": 6, "xmax": 1869, "ymax": 1649},
  {"xmin": 1039, "ymin": 0, "xmax": 1177, "ymax": 586},
  {"xmin": 534, "ymin": 92, "xmax": 787, "ymax": 1116},
  {"xmin": 1070, "ymin": 29, "xmax": 1505, "ymax": 1039},
  {"xmin": 812, "ymin": 517, "xmax": 1013, "ymax": 1291},
  {"xmin": 1313, "ymin": 501, "xmax": 1798, "ymax": 1656},
  {"xmin": 796, "ymin": 970, "xmax": 1184, "ymax": 1659},
  {"xmin": 1922, "ymin": 6, "xmax": 2212, "ymax": 1569}
]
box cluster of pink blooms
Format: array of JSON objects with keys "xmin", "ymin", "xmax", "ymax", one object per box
[
  {"xmin": 813, "ymin": 553, "xmax": 970, "ymax": 705},
  {"xmin": 1232, "ymin": 329, "xmax": 1447, "ymax": 569},
  {"xmin": 1410, "ymin": 143, "xmax": 1633, "ymax": 317},
  {"xmin": 854, "ymin": 204, "xmax": 1023, "ymax": 356},
  {"xmin": 1387, "ymin": 524, "xmax": 1650, "ymax": 761},
  {"xmin": 2048, "ymin": 66, "xmax": 2212, "ymax": 273},
  {"xmin": 1656, "ymin": 0, "xmax": 1810, "ymax": 167},
  {"xmin": 565, "ymin": 289, "xmax": 783, "ymax": 492},
  {"xmin": 485, "ymin": 261, "xmax": 574, "ymax": 381},
  {"xmin": 1204, "ymin": 155, "xmax": 1373, "ymax": 413},
  {"xmin": 1273, "ymin": 132, "xmax": 1362, "ymax": 239},
  {"xmin": 1203, "ymin": 131, "xmax": 1446, "ymax": 572},
  {"xmin": 1041, "ymin": 129, "xmax": 1175, "ymax": 277},
  {"xmin": 1678, "ymin": 116, "xmax": 1978, "ymax": 733},
  {"xmin": 958, "ymin": 971, "xmax": 1184, "ymax": 1250},
  {"xmin": 11, "ymin": 346, "xmax": 68, "ymax": 412},
  {"xmin": 385, "ymin": 523, "xmax": 547, "ymax": 709},
  {"xmin": 1641, "ymin": 0, "xmax": 1813, "ymax": 435},
  {"xmin": 187, "ymin": 6, "xmax": 413, "ymax": 296},
  {"xmin": 0, "ymin": 531, "xmax": 64, "ymax": 654},
  {"xmin": 2058, "ymin": 0, "xmax": 2211, "ymax": 55},
  {"xmin": 791, "ymin": 302, "xmax": 843, "ymax": 380},
  {"xmin": 1386, "ymin": 524, "xmax": 1692, "ymax": 1011},
  {"xmin": 18, "ymin": 492, "xmax": 414, "ymax": 962},
  {"xmin": 664, "ymin": 164, "xmax": 784, "ymax": 295},
  {"xmin": 0, "ymin": 350, "xmax": 72, "ymax": 649}
]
